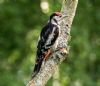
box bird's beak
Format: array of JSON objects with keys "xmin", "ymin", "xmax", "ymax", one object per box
[
  {"xmin": 60, "ymin": 15, "xmax": 67, "ymax": 20},
  {"xmin": 57, "ymin": 15, "xmax": 67, "ymax": 25}
]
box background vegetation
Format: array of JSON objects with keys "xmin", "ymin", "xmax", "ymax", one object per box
[{"xmin": 0, "ymin": 0, "xmax": 100, "ymax": 86}]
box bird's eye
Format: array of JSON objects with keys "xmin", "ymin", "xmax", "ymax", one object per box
[{"xmin": 59, "ymin": 15, "xmax": 62, "ymax": 17}]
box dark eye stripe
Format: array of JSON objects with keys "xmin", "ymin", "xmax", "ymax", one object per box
[{"xmin": 53, "ymin": 19, "xmax": 57, "ymax": 23}]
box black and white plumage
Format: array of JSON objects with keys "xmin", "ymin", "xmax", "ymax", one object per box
[{"xmin": 33, "ymin": 12, "xmax": 63, "ymax": 77}]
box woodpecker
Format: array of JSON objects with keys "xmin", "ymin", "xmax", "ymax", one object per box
[{"xmin": 32, "ymin": 12, "xmax": 65, "ymax": 77}]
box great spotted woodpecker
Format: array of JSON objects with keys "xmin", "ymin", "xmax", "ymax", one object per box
[{"xmin": 33, "ymin": 12, "xmax": 65, "ymax": 77}]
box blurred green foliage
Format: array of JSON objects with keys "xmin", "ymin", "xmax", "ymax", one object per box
[{"xmin": 0, "ymin": 0, "xmax": 100, "ymax": 86}]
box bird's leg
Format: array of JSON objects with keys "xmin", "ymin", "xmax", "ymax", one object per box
[
  {"xmin": 44, "ymin": 48, "xmax": 67, "ymax": 61},
  {"xmin": 44, "ymin": 49, "xmax": 51, "ymax": 60}
]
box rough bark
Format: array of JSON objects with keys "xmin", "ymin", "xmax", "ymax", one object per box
[{"xmin": 27, "ymin": 0, "xmax": 78, "ymax": 86}]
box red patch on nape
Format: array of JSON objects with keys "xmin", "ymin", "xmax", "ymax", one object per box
[{"xmin": 55, "ymin": 12, "xmax": 61, "ymax": 16}]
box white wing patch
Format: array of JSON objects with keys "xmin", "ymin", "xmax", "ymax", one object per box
[{"xmin": 45, "ymin": 27, "xmax": 56, "ymax": 48}]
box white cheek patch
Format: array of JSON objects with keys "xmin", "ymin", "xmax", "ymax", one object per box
[{"xmin": 51, "ymin": 19, "xmax": 57, "ymax": 25}]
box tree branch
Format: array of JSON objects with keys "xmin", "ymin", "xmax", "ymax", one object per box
[{"xmin": 26, "ymin": 0, "xmax": 78, "ymax": 86}]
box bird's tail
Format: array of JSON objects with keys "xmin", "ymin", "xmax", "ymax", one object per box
[{"xmin": 32, "ymin": 58, "xmax": 43, "ymax": 78}]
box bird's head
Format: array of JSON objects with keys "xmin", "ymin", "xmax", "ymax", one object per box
[{"xmin": 50, "ymin": 12, "xmax": 62, "ymax": 25}]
